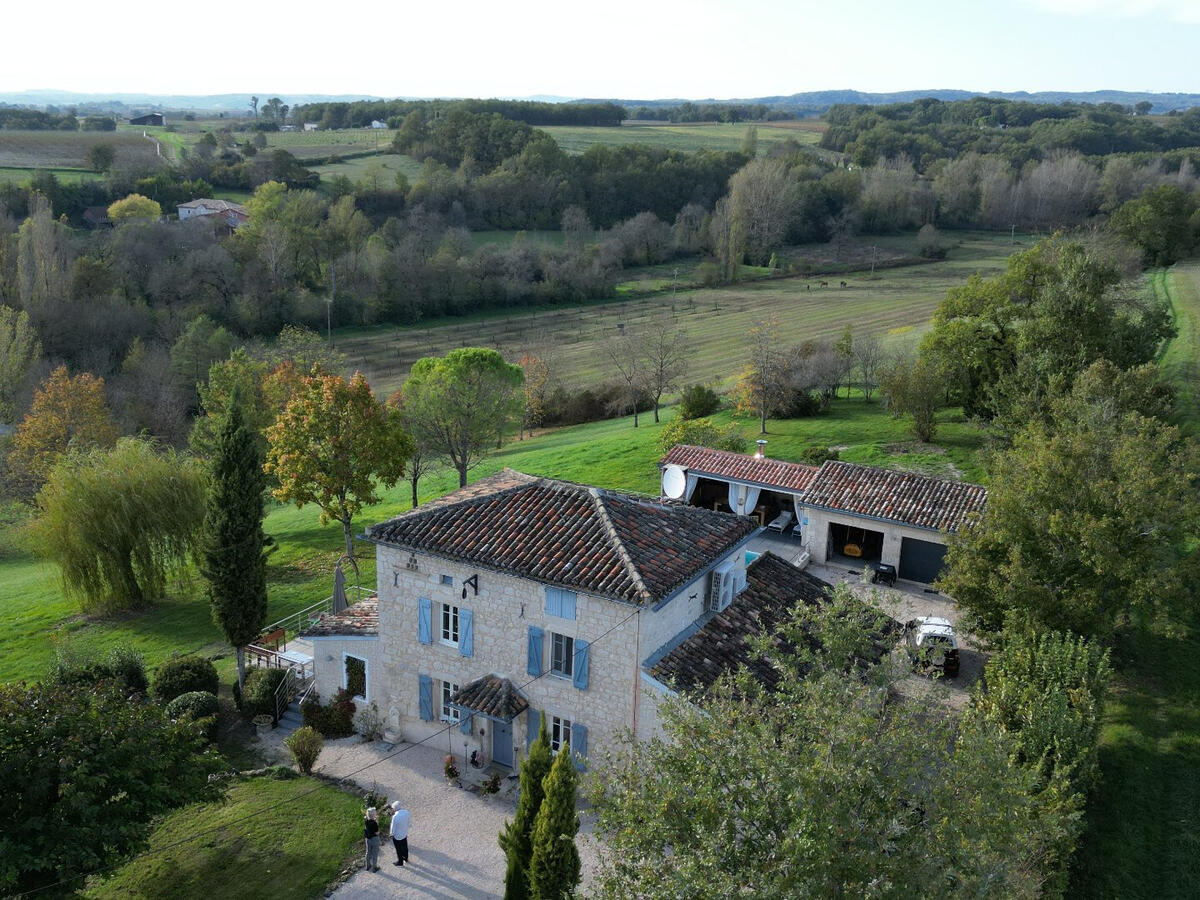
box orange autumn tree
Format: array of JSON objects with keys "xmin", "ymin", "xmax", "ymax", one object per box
[
  {"xmin": 264, "ymin": 370, "xmax": 412, "ymax": 558},
  {"xmin": 10, "ymin": 366, "xmax": 118, "ymax": 492}
]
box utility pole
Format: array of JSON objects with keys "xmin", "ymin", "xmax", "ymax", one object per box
[
  {"xmin": 870, "ymin": 245, "xmax": 878, "ymax": 277},
  {"xmin": 1010, "ymin": 224, "xmax": 1016, "ymax": 246}
]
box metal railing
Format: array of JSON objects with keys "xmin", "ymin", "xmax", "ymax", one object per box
[{"xmin": 273, "ymin": 660, "xmax": 317, "ymax": 722}]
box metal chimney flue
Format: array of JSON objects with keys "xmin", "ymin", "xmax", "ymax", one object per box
[{"xmin": 755, "ymin": 439, "xmax": 767, "ymax": 459}]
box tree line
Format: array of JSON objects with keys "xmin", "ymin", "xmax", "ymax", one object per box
[{"xmin": 293, "ymin": 98, "xmax": 626, "ymax": 130}]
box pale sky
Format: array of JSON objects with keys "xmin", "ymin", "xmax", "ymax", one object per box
[{"xmin": 3, "ymin": 0, "xmax": 1197, "ymax": 100}]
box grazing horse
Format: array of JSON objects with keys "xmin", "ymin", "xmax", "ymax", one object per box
[
  {"xmin": 819, "ymin": 280, "xmax": 829, "ymax": 287},
  {"xmin": 840, "ymin": 281, "xmax": 847, "ymax": 288}
]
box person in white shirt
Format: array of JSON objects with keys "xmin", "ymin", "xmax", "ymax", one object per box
[{"xmin": 389, "ymin": 800, "xmax": 411, "ymax": 867}]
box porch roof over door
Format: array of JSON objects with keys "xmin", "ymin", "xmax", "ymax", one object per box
[{"xmin": 449, "ymin": 674, "xmax": 529, "ymax": 723}]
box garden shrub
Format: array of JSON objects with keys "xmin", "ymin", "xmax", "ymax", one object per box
[
  {"xmin": 353, "ymin": 701, "xmax": 384, "ymax": 741},
  {"xmin": 801, "ymin": 445, "xmax": 840, "ymax": 465},
  {"xmin": 657, "ymin": 417, "xmax": 747, "ymax": 455},
  {"xmin": 542, "ymin": 381, "xmax": 652, "ymax": 427},
  {"xmin": 243, "ymin": 667, "xmax": 290, "ymax": 721},
  {"xmin": 285, "ymin": 726, "xmax": 323, "ymax": 775},
  {"xmin": 153, "ymin": 655, "xmax": 219, "ymax": 703},
  {"xmin": 49, "ymin": 644, "xmax": 147, "ymax": 696},
  {"xmin": 678, "ymin": 383, "xmax": 721, "ymax": 420},
  {"xmin": 301, "ymin": 688, "xmax": 356, "ymax": 737},
  {"xmin": 165, "ymin": 691, "xmax": 220, "ymax": 739}
]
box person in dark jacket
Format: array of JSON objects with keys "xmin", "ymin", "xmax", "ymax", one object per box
[{"xmin": 363, "ymin": 806, "xmax": 380, "ymax": 872}]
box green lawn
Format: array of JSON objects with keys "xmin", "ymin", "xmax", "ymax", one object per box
[
  {"xmin": 0, "ymin": 399, "xmax": 981, "ymax": 687},
  {"xmin": 84, "ymin": 777, "xmax": 363, "ymax": 900},
  {"xmin": 541, "ymin": 120, "xmax": 825, "ymax": 155},
  {"xmin": 1069, "ymin": 260, "xmax": 1200, "ymax": 897},
  {"xmin": 309, "ymin": 152, "xmax": 424, "ymax": 188},
  {"xmin": 1157, "ymin": 263, "xmax": 1200, "ymax": 434},
  {"xmin": 0, "ymin": 165, "xmax": 102, "ymax": 184}
]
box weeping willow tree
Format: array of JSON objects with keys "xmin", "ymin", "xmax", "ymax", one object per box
[{"xmin": 31, "ymin": 438, "xmax": 207, "ymax": 614}]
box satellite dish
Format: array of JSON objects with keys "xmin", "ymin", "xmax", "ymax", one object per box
[{"xmin": 662, "ymin": 465, "xmax": 687, "ymax": 500}]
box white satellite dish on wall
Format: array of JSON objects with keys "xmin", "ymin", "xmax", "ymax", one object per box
[{"xmin": 662, "ymin": 465, "xmax": 687, "ymax": 499}]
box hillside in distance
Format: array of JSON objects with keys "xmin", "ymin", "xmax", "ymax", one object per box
[{"xmin": 581, "ymin": 88, "xmax": 1200, "ymax": 114}]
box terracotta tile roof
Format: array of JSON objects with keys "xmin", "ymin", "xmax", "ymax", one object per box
[
  {"xmin": 303, "ymin": 598, "xmax": 379, "ymax": 637},
  {"xmin": 649, "ymin": 553, "xmax": 895, "ymax": 694},
  {"xmin": 661, "ymin": 444, "xmax": 819, "ymax": 493},
  {"xmin": 450, "ymin": 674, "xmax": 529, "ymax": 721},
  {"xmin": 805, "ymin": 461, "xmax": 987, "ymax": 533},
  {"xmin": 365, "ymin": 470, "xmax": 757, "ymax": 605}
]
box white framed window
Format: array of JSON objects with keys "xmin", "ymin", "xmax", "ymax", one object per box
[
  {"xmin": 550, "ymin": 632, "xmax": 574, "ymax": 678},
  {"xmin": 344, "ymin": 654, "xmax": 367, "ymax": 702},
  {"xmin": 440, "ymin": 574, "xmax": 453, "ymax": 586},
  {"xmin": 550, "ymin": 715, "xmax": 572, "ymax": 754},
  {"xmin": 440, "ymin": 680, "xmax": 460, "ymax": 722},
  {"xmin": 441, "ymin": 603, "xmax": 459, "ymax": 646}
]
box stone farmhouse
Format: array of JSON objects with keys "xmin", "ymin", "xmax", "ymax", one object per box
[
  {"xmin": 660, "ymin": 444, "xmax": 987, "ymax": 584},
  {"xmin": 300, "ymin": 447, "xmax": 984, "ymax": 770},
  {"xmin": 300, "ymin": 469, "xmax": 847, "ymax": 769}
]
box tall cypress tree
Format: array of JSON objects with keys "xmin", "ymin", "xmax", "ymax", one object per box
[
  {"xmin": 201, "ymin": 398, "xmax": 269, "ymax": 689},
  {"xmin": 528, "ymin": 740, "xmax": 581, "ymax": 900},
  {"xmin": 499, "ymin": 717, "xmax": 552, "ymax": 900}
]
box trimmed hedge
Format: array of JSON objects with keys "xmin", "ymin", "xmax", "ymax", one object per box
[
  {"xmin": 301, "ymin": 689, "xmax": 356, "ymax": 738},
  {"xmin": 153, "ymin": 656, "xmax": 219, "ymax": 703},
  {"xmin": 166, "ymin": 691, "xmax": 220, "ymax": 739}
]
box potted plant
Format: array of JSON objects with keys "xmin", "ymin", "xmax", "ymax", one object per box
[
  {"xmin": 252, "ymin": 713, "xmax": 274, "ymax": 737},
  {"xmin": 443, "ymin": 754, "xmax": 460, "ymax": 785}
]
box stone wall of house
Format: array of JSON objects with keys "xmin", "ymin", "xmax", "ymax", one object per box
[
  {"xmin": 637, "ymin": 545, "xmax": 749, "ymax": 660},
  {"xmin": 800, "ymin": 506, "xmax": 945, "ymax": 573},
  {"xmin": 374, "ymin": 546, "xmax": 652, "ymax": 768},
  {"xmin": 306, "ymin": 635, "xmax": 380, "ymax": 709}
]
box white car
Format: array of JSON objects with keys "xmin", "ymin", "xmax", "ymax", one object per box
[{"xmin": 904, "ymin": 617, "xmax": 960, "ymax": 677}]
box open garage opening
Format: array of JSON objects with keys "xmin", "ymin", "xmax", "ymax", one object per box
[{"xmin": 827, "ymin": 521, "xmax": 884, "ymax": 567}]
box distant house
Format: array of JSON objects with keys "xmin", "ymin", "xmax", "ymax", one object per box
[
  {"xmin": 280, "ymin": 124, "xmax": 297, "ymax": 132},
  {"xmin": 303, "ymin": 122, "xmax": 320, "ymax": 132},
  {"xmin": 129, "ymin": 113, "xmax": 165, "ymax": 127},
  {"xmin": 370, "ymin": 120, "xmax": 388, "ymax": 129},
  {"xmin": 81, "ymin": 206, "xmax": 112, "ymax": 229},
  {"xmin": 177, "ymin": 198, "xmax": 249, "ymax": 231}
]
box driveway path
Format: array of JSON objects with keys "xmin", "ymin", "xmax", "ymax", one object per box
[{"xmin": 261, "ymin": 735, "xmax": 600, "ymax": 899}]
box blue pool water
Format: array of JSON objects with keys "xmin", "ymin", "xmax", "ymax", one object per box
[{"xmin": 745, "ymin": 551, "xmax": 761, "ymax": 566}]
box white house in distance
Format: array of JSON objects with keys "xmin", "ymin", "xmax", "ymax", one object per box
[
  {"xmin": 176, "ymin": 198, "xmax": 249, "ymax": 230},
  {"xmin": 659, "ymin": 444, "xmax": 987, "ymax": 584},
  {"xmin": 300, "ymin": 469, "xmax": 817, "ymax": 768}
]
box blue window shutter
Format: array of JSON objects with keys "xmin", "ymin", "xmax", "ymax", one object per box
[
  {"xmin": 573, "ymin": 639, "xmax": 590, "ymax": 691},
  {"xmin": 527, "ymin": 626, "xmax": 543, "ymax": 677},
  {"xmin": 418, "ymin": 674, "xmax": 433, "ymax": 722},
  {"xmin": 418, "ymin": 597, "xmax": 432, "ymax": 644},
  {"xmin": 526, "ymin": 709, "xmax": 540, "ymax": 751},
  {"xmin": 460, "ymin": 607, "xmax": 474, "ymax": 657},
  {"xmin": 460, "ymin": 711, "xmax": 472, "ymax": 734},
  {"xmin": 572, "ymin": 723, "xmax": 588, "ymax": 770},
  {"xmin": 545, "ymin": 587, "xmax": 577, "ymax": 620}
]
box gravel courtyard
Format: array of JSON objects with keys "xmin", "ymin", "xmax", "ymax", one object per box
[{"xmin": 258, "ymin": 733, "xmax": 600, "ymax": 899}]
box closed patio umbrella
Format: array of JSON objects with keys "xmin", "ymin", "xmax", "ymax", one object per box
[{"xmin": 332, "ymin": 561, "xmax": 348, "ymax": 613}]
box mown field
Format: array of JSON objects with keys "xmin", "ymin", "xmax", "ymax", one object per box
[
  {"xmin": 309, "ymin": 152, "xmax": 424, "ymax": 187},
  {"xmin": 335, "ymin": 230, "xmax": 1019, "ymax": 398},
  {"xmin": 1070, "ymin": 261, "xmax": 1200, "ymax": 898},
  {"xmin": 0, "ymin": 130, "xmax": 163, "ymax": 169},
  {"xmin": 541, "ymin": 120, "xmax": 825, "ymax": 155}
]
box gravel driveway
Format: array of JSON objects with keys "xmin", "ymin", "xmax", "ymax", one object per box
[{"xmin": 254, "ymin": 734, "xmax": 601, "ymax": 899}]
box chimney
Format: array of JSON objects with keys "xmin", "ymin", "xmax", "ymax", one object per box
[{"xmin": 755, "ymin": 439, "xmax": 767, "ymax": 459}]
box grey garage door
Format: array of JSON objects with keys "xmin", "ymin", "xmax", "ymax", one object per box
[{"xmin": 899, "ymin": 537, "xmax": 947, "ymax": 583}]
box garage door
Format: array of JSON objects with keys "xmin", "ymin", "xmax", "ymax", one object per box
[{"xmin": 899, "ymin": 537, "xmax": 947, "ymax": 583}]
